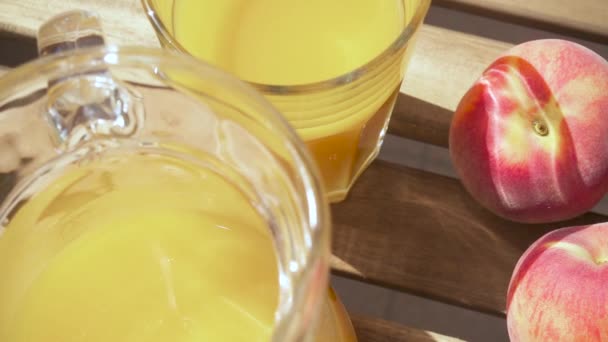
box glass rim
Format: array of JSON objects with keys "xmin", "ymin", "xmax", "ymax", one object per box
[{"xmin": 141, "ymin": 0, "xmax": 432, "ymax": 94}]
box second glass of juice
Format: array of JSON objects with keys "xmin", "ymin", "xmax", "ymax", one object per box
[{"xmin": 143, "ymin": 0, "xmax": 431, "ymax": 202}]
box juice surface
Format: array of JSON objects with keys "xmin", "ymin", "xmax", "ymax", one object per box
[
  {"xmin": 173, "ymin": 0, "xmax": 405, "ymax": 86},
  {"xmin": 0, "ymin": 152, "xmax": 278, "ymax": 341}
]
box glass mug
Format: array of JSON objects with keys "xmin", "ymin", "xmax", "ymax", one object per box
[
  {"xmin": 142, "ymin": 0, "xmax": 431, "ymax": 202},
  {"xmin": 0, "ymin": 11, "xmax": 356, "ymax": 342}
]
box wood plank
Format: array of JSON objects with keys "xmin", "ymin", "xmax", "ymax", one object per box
[
  {"xmin": 434, "ymin": 0, "xmax": 608, "ymax": 44},
  {"xmin": 330, "ymin": 160, "xmax": 608, "ymax": 316},
  {"xmin": 0, "ymin": 0, "xmax": 159, "ymax": 48},
  {"xmin": 392, "ymin": 25, "xmax": 511, "ymax": 147},
  {"xmin": 351, "ymin": 315, "xmax": 464, "ymax": 342}
]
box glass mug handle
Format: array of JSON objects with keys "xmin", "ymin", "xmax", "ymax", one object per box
[{"xmin": 37, "ymin": 10, "xmax": 143, "ymax": 151}]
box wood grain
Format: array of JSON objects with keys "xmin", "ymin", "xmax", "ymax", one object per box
[
  {"xmin": 434, "ymin": 0, "xmax": 608, "ymax": 44},
  {"xmin": 352, "ymin": 315, "xmax": 464, "ymax": 342},
  {"xmin": 330, "ymin": 160, "xmax": 608, "ymax": 316}
]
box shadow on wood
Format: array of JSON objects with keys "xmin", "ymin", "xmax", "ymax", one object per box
[{"xmin": 388, "ymin": 93, "xmax": 453, "ymax": 148}]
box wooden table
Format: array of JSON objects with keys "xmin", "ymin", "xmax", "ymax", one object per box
[{"xmin": 0, "ymin": 0, "xmax": 606, "ymax": 340}]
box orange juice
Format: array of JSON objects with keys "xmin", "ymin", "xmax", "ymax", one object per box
[
  {"xmin": 0, "ymin": 153, "xmax": 278, "ymax": 341},
  {"xmin": 150, "ymin": 0, "xmax": 417, "ymax": 201}
]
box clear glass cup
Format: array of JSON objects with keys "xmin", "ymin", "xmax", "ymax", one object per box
[
  {"xmin": 141, "ymin": 0, "xmax": 431, "ymax": 202},
  {"xmin": 0, "ymin": 10, "xmax": 355, "ymax": 342}
]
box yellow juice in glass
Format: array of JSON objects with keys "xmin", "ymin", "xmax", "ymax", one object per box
[
  {"xmin": 0, "ymin": 152, "xmax": 353, "ymax": 341},
  {"xmin": 147, "ymin": 0, "xmax": 426, "ymax": 201}
]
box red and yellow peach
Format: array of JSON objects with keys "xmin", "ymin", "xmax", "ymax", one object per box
[
  {"xmin": 507, "ymin": 222, "xmax": 608, "ymax": 341},
  {"xmin": 449, "ymin": 39, "xmax": 608, "ymax": 223}
]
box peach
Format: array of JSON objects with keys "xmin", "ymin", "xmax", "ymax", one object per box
[
  {"xmin": 507, "ymin": 222, "xmax": 608, "ymax": 341},
  {"xmin": 449, "ymin": 39, "xmax": 608, "ymax": 223}
]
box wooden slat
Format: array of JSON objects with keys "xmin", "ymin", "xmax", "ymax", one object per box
[
  {"xmin": 330, "ymin": 160, "xmax": 608, "ymax": 316},
  {"xmin": 434, "ymin": 0, "xmax": 608, "ymax": 44},
  {"xmin": 0, "ymin": 0, "xmax": 159, "ymax": 48},
  {"xmin": 351, "ymin": 315, "xmax": 464, "ymax": 342},
  {"xmin": 391, "ymin": 25, "xmax": 511, "ymax": 147}
]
